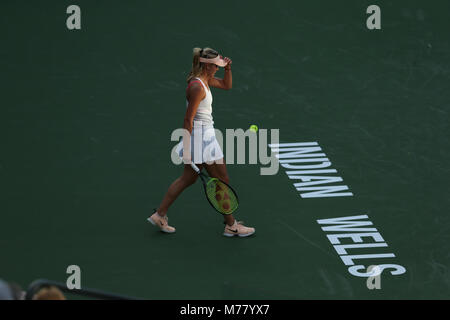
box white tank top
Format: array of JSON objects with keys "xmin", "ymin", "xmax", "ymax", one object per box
[{"xmin": 186, "ymin": 77, "xmax": 214, "ymax": 126}]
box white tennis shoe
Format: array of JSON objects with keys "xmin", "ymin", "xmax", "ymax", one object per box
[
  {"xmin": 223, "ymin": 220, "xmax": 255, "ymax": 237},
  {"xmin": 147, "ymin": 210, "xmax": 176, "ymax": 233}
]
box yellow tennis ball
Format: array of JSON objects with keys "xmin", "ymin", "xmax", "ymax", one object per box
[{"xmin": 250, "ymin": 125, "xmax": 258, "ymax": 132}]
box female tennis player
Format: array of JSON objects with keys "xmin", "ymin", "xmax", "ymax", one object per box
[{"xmin": 148, "ymin": 47, "xmax": 255, "ymax": 237}]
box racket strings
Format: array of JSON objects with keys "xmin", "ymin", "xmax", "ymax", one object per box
[{"xmin": 206, "ymin": 179, "xmax": 238, "ymax": 214}]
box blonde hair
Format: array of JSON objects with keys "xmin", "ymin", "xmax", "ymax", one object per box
[
  {"xmin": 32, "ymin": 286, "xmax": 66, "ymax": 300},
  {"xmin": 186, "ymin": 47, "xmax": 219, "ymax": 83}
]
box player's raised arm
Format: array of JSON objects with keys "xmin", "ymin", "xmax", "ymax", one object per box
[{"xmin": 209, "ymin": 56, "xmax": 232, "ymax": 90}]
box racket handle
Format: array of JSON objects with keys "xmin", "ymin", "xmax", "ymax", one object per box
[{"xmin": 190, "ymin": 163, "xmax": 201, "ymax": 174}]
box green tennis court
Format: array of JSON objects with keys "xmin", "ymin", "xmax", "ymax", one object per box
[{"xmin": 1, "ymin": 0, "xmax": 449, "ymax": 299}]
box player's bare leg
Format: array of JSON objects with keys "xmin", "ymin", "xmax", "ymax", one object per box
[{"xmin": 156, "ymin": 164, "xmax": 203, "ymax": 217}]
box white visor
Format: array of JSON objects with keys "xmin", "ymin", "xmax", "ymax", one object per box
[{"xmin": 199, "ymin": 55, "xmax": 227, "ymax": 67}]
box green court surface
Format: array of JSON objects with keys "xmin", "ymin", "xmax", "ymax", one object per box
[{"xmin": 1, "ymin": 0, "xmax": 449, "ymax": 299}]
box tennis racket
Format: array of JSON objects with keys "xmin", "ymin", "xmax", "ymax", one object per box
[{"xmin": 190, "ymin": 162, "xmax": 239, "ymax": 215}]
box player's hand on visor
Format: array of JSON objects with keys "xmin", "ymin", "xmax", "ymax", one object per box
[{"xmin": 223, "ymin": 56, "xmax": 232, "ymax": 68}]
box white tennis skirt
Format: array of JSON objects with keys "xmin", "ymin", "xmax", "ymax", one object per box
[{"xmin": 175, "ymin": 125, "xmax": 224, "ymax": 164}]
